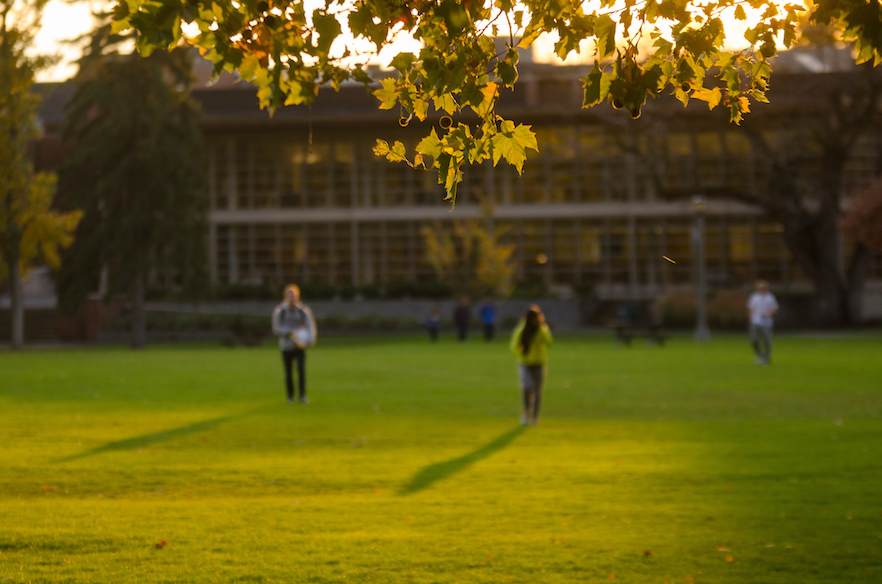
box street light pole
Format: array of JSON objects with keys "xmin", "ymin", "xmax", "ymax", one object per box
[{"xmin": 692, "ymin": 195, "xmax": 711, "ymax": 342}]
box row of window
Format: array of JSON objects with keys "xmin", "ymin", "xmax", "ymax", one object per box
[
  {"xmin": 212, "ymin": 217, "xmax": 882, "ymax": 289},
  {"xmin": 207, "ymin": 126, "xmax": 879, "ymax": 210}
]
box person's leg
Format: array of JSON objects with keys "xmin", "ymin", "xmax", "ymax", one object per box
[
  {"xmin": 430, "ymin": 327, "xmax": 438, "ymax": 342},
  {"xmin": 529, "ymin": 366, "xmax": 546, "ymax": 424},
  {"xmin": 281, "ymin": 350, "xmax": 295, "ymax": 402},
  {"xmin": 458, "ymin": 324, "xmax": 467, "ymax": 342},
  {"xmin": 296, "ymin": 349, "xmax": 307, "ymax": 402},
  {"xmin": 489, "ymin": 324, "xmax": 495, "ymax": 341},
  {"xmin": 518, "ymin": 365, "xmax": 532, "ymax": 425},
  {"xmin": 749, "ymin": 324, "xmax": 762, "ymax": 363},
  {"xmin": 484, "ymin": 324, "xmax": 491, "ymax": 341},
  {"xmin": 760, "ymin": 326, "xmax": 773, "ymax": 365}
]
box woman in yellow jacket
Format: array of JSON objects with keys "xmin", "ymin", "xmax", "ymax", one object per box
[{"xmin": 510, "ymin": 304, "xmax": 553, "ymax": 426}]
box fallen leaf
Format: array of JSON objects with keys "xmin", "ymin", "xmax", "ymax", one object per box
[
  {"xmin": 41, "ymin": 485, "xmax": 56, "ymax": 492},
  {"xmin": 155, "ymin": 541, "xmax": 167, "ymax": 549},
  {"xmin": 608, "ymin": 574, "xmax": 616, "ymax": 580},
  {"xmin": 686, "ymin": 578, "xmax": 694, "ymax": 584},
  {"xmin": 643, "ymin": 549, "xmax": 654, "ymax": 556},
  {"xmin": 766, "ymin": 543, "xmax": 775, "ymax": 547},
  {"xmin": 718, "ymin": 547, "xmax": 731, "ymax": 552},
  {"xmin": 725, "ymin": 555, "xmax": 734, "ymax": 562}
]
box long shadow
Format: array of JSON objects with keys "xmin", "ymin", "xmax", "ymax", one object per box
[
  {"xmin": 56, "ymin": 408, "xmax": 265, "ymax": 463},
  {"xmin": 399, "ymin": 426, "xmax": 526, "ymax": 495}
]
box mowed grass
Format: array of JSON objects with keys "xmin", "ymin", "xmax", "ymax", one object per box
[{"xmin": 2, "ymin": 333, "xmax": 882, "ymax": 583}]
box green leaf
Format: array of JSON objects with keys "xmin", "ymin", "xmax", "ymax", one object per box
[
  {"xmin": 312, "ymin": 10, "xmax": 341, "ymax": 57},
  {"xmin": 373, "ymin": 78, "xmax": 398, "ymax": 109},
  {"xmin": 595, "ymin": 15, "xmax": 617, "ymax": 60},
  {"xmin": 490, "ymin": 121, "xmax": 537, "ymax": 174},
  {"xmin": 582, "ymin": 62, "xmax": 611, "ymax": 107},
  {"xmin": 389, "ymin": 52, "xmax": 416, "ymax": 74},
  {"xmin": 472, "ymin": 83, "xmax": 498, "ymax": 118},
  {"xmin": 416, "ymin": 129, "xmax": 443, "ymax": 160},
  {"xmin": 433, "ymin": 93, "xmax": 458, "ymax": 114},
  {"xmin": 348, "ymin": 5, "xmax": 386, "ymax": 47},
  {"xmin": 691, "ymin": 86, "xmax": 722, "ymax": 110},
  {"xmin": 497, "ymin": 59, "xmax": 518, "ymax": 86}
]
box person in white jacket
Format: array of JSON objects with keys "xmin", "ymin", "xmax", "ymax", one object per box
[
  {"xmin": 272, "ymin": 285, "xmax": 317, "ymax": 403},
  {"xmin": 747, "ymin": 280, "xmax": 779, "ymax": 366}
]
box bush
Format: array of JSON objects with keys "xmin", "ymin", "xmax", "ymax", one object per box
[
  {"xmin": 656, "ymin": 291, "xmax": 697, "ymax": 328},
  {"xmin": 709, "ymin": 290, "xmax": 749, "ymax": 330}
]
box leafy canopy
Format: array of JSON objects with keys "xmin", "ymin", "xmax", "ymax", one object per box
[
  {"xmin": 0, "ymin": 0, "xmax": 82, "ymax": 283},
  {"xmin": 111, "ymin": 0, "xmax": 882, "ymax": 203},
  {"xmin": 57, "ymin": 23, "xmax": 207, "ymax": 311}
]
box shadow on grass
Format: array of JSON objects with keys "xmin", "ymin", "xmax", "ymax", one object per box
[
  {"xmin": 56, "ymin": 407, "xmax": 266, "ymax": 463},
  {"xmin": 399, "ymin": 426, "xmax": 526, "ymax": 495}
]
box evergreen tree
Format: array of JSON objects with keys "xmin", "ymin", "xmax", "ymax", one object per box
[
  {"xmin": 58, "ymin": 25, "xmax": 207, "ymax": 348},
  {"xmin": 0, "ymin": 0, "xmax": 81, "ymax": 349}
]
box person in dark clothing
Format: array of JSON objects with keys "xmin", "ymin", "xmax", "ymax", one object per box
[
  {"xmin": 271, "ymin": 284, "xmax": 317, "ymax": 403},
  {"xmin": 425, "ymin": 306, "xmax": 441, "ymax": 342},
  {"xmin": 480, "ymin": 299, "xmax": 497, "ymax": 341},
  {"xmin": 453, "ymin": 297, "xmax": 471, "ymax": 342}
]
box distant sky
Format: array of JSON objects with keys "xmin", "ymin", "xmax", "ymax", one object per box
[{"xmin": 33, "ymin": 0, "xmax": 98, "ymax": 82}]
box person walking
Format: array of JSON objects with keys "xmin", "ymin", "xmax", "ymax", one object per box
[
  {"xmin": 747, "ymin": 280, "xmax": 779, "ymax": 365},
  {"xmin": 510, "ymin": 305, "xmax": 553, "ymax": 426},
  {"xmin": 480, "ymin": 299, "xmax": 497, "ymax": 341},
  {"xmin": 425, "ymin": 306, "xmax": 441, "ymax": 342},
  {"xmin": 272, "ymin": 284, "xmax": 317, "ymax": 403},
  {"xmin": 453, "ymin": 297, "xmax": 471, "ymax": 342}
]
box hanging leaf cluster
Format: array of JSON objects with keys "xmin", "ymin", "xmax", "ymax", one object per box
[{"xmin": 111, "ymin": 0, "xmax": 881, "ymax": 203}]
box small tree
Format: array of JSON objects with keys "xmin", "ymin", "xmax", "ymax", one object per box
[
  {"xmin": 57, "ymin": 24, "xmax": 207, "ymax": 348},
  {"xmin": 0, "ymin": 0, "xmax": 81, "ymax": 349},
  {"xmin": 843, "ymin": 179, "xmax": 882, "ymax": 252},
  {"xmin": 422, "ymin": 205, "xmax": 516, "ymax": 299}
]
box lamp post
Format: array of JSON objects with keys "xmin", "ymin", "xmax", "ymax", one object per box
[{"xmin": 691, "ymin": 195, "xmax": 711, "ymax": 342}]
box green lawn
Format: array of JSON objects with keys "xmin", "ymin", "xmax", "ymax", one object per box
[{"xmin": 2, "ymin": 333, "xmax": 881, "ymax": 583}]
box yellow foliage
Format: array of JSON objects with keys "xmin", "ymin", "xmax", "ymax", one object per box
[
  {"xmin": 421, "ymin": 204, "xmax": 517, "ymax": 299},
  {"xmin": 0, "ymin": 172, "xmax": 82, "ymax": 282}
]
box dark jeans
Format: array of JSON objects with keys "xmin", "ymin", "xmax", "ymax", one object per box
[
  {"xmin": 483, "ymin": 323, "xmax": 495, "ymax": 341},
  {"xmin": 427, "ymin": 326, "xmax": 439, "ymax": 342},
  {"xmin": 519, "ymin": 364, "xmax": 546, "ymax": 419},
  {"xmin": 281, "ymin": 349, "xmax": 306, "ymax": 400},
  {"xmin": 456, "ymin": 324, "xmax": 469, "ymax": 342}
]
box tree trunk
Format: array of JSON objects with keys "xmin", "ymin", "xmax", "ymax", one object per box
[
  {"xmin": 9, "ymin": 255, "xmax": 23, "ymax": 349},
  {"xmin": 847, "ymin": 243, "xmax": 871, "ymax": 326},
  {"xmin": 131, "ymin": 272, "xmax": 146, "ymax": 349}
]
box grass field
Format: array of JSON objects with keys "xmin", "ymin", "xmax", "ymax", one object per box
[{"xmin": 2, "ymin": 333, "xmax": 882, "ymax": 583}]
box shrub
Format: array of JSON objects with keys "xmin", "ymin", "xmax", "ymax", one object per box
[
  {"xmin": 656, "ymin": 291, "xmax": 697, "ymax": 328},
  {"xmin": 709, "ymin": 290, "xmax": 749, "ymax": 330}
]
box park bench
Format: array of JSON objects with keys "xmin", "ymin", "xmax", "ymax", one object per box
[{"xmin": 609, "ymin": 302, "xmax": 667, "ymax": 347}]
